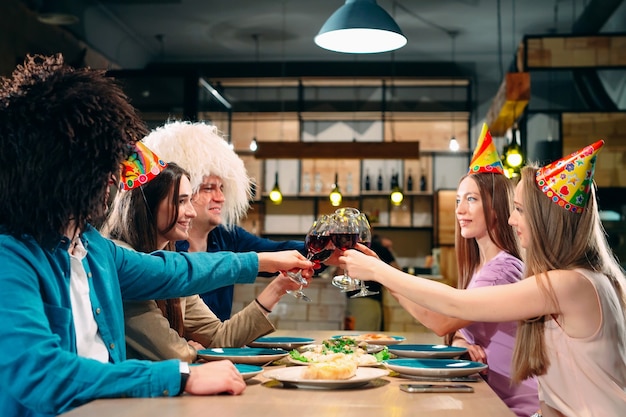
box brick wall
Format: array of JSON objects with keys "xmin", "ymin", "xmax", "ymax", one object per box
[{"xmin": 232, "ymin": 276, "xmax": 440, "ymax": 334}]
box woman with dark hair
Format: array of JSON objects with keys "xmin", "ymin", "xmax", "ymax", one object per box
[
  {"xmin": 385, "ymin": 126, "xmax": 538, "ymax": 416},
  {"xmin": 104, "ymin": 161, "xmax": 301, "ymax": 362},
  {"xmin": 0, "ymin": 54, "xmax": 312, "ymax": 417},
  {"xmin": 341, "ymin": 139, "xmax": 626, "ymax": 416}
]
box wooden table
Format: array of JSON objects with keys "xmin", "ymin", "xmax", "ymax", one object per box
[{"xmin": 61, "ymin": 330, "xmax": 515, "ymax": 417}]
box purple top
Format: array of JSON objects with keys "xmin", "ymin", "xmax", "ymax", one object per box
[{"xmin": 459, "ymin": 251, "xmax": 539, "ymax": 417}]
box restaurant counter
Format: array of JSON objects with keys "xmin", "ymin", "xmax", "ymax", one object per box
[{"xmin": 61, "ymin": 330, "xmax": 515, "ymax": 417}]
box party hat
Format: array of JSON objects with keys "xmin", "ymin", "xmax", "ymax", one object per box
[
  {"xmin": 468, "ymin": 123, "xmax": 504, "ymax": 175},
  {"xmin": 535, "ymin": 140, "xmax": 604, "ymax": 213},
  {"xmin": 119, "ymin": 141, "xmax": 167, "ymax": 190}
]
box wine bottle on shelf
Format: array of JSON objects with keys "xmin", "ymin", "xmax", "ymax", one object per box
[
  {"xmin": 364, "ymin": 169, "xmax": 371, "ymax": 191},
  {"xmin": 420, "ymin": 169, "xmax": 427, "ymax": 192},
  {"xmin": 390, "ymin": 168, "xmax": 397, "ymax": 189},
  {"xmin": 314, "ymin": 173, "xmax": 322, "ymax": 193},
  {"xmin": 377, "ymin": 169, "xmax": 383, "ymax": 191},
  {"xmin": 407, "ymin": 169, "xmax": 414, "ymax": 191}
]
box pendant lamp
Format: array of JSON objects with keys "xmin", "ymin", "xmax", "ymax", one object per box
[
  {"xmin": 329, "ymin": 173, "xmax": 343, "ymax": 206},
  {"xmin": 315, "ymin": 0, "xmax": 407, "ymax": 54},
  {"xmin": 269, "ymin": 172, "xmax": 283, "ymax": 205}
]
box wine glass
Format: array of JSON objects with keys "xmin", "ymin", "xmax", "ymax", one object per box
[
  {"xmin": 330, "ymin": 208, "xmax": 361, "ymax": 292},
  {"xmin": 285, "ymin": 215, "xmax": 333, "ymax": 301},
  {"xmin": 350, "ymin": 212, "xmax": 379, "ymax": 298}
]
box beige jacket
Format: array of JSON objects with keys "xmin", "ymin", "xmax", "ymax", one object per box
[
  {"xmin": 113, "ymin": 239, "xmax": 276, "ymax": 363},
  {"xmin": 124, "ymin": 296, "xmax": 275, "ymax": 363}
]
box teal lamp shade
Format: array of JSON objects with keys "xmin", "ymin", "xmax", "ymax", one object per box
[{"xmin": 315, "ymin": 0, "xmax": 407, "ymax": 54}]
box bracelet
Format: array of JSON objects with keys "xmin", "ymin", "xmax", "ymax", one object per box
[{"xmin": 255, "ymin": 298, "xmax": 272, "ymax": 313}]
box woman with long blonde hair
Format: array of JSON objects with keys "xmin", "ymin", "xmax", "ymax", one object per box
[{"xmin": 341, "ymin": 140, "xmax": 626, "ymax": 416}]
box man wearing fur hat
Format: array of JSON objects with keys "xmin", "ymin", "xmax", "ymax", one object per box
[{"xmin": 144, "ymin": 121, "xmax": 305, "ymax": 320}]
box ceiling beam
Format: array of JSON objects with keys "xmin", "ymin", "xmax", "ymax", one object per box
[
  {"xmin": 485, "ymin": 72, "xmax": 530, "ymax": 137},
  {"xmin": 254, "ymin": 141, "xmax": 420, "ymax": 159}
]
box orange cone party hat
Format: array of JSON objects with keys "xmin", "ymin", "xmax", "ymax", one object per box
[
  {"xmin": 535, "ymin": 140, "xmax": 604, "ymax": 213},
  {"xmin": 468, "ymin": 123, "xmax": 504, "ymax": 175},
  {"xmin": 119, "ymin": 141, "xmax": 167, "ymax": 190}
]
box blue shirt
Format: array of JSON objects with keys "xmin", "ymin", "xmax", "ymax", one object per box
[
  {"xmin": 176, "ymin": 225, "xmax": 304, "ymax": 320},
  {"xmin": 0, "ymin": 225, "xmax": 258, "ymax": 417}
]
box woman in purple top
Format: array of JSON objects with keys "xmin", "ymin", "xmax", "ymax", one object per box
[{"xmin": 379, "ymin": 127, "xmax": 539, "ymax": 416}]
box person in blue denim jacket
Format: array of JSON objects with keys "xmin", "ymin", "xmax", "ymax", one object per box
[{"xmin": 0, "ymin": 54, "xmax": 312, "ymax": 417}]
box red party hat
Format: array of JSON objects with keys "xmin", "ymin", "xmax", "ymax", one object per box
[{"xmin": 468, "ymin": 123, "xmax": 504, "ymax": 175}]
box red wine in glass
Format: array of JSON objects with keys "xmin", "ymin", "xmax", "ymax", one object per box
[
  {"xmin": 305, "ymin": 234, "xmax": 332, "ymax": 265},
  {"xmin": 330, "ymin": 233, "xmax": 359, "ymax": 251}
]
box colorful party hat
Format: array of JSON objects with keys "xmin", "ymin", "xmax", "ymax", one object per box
[
  {"xmin": 535, "ymin": 139, "xmax": 604, "ymax": 213},
  {"xmin": 119, "ymin": 141, "xmax": 167, "ymax": 190},
  {"xmin": 468, "ymin": 123, "xmax": 504, "ymax": 175}
]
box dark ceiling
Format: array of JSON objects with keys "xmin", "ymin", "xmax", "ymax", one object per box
[{"xmin": 17, "ymin": 0, "xmax": 626, "ymax": 112}]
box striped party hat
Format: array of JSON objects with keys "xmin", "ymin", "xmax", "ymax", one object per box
[{"xmin": 468, "ymin": 123, "xmax": 504, "ymax": 175}]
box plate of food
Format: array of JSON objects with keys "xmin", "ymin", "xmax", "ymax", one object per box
[
  {"xmin": 263, "ymin": 363, "xmax": 389, "ymax": 389},
  {"xmin": 288, "ymin": 337, "xmax": 389, "ymax": 367},
  {"xmin": 331, "ymin": 333, "xmax": 406, "ymax": 346},
  {"xmin": 384, "ymin": 358, "xmax": 487, "ymax": 378},
  {"xmin": 234, "ymin": 363, "xmax": 264, "ymax": 380},
  {"xmin": 247, "ymin": 336, "xmax": 315, "ymax": 350},
  {"xmin": 196, "ymin": 347, "xmax": 289, "ymax": 365},
  {"xmin": 388, "ymin": 344, "xmax": 468, "ymax": 359}
]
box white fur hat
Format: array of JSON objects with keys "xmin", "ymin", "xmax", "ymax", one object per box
[{"xmin": 143, "ymin": 121, "xmax": 250, "ymax": 227}]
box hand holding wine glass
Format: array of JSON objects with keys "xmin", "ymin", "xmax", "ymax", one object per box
[
  {"xmin": 284, "ymin": 215, "xmax": 333, "ymax": 301},
  {"xmin": 350, "ymin": 212, "xmax": 379, "ymax": 298},
  {"xmin": 330, "ymin": 208, "xmax": 361, "ymax": 291}
]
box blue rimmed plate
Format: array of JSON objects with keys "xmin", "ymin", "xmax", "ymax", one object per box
[
  {"xmin": 196, "ymin": 347, "xmax": 289, "ymax": 365},
  {"xmin": 234, "ymin": 363, "xmax": 264, "ymax": 380},
  {"xmin": 384, "ymin": 358, "xmax": 487, "ymax": 377},
  {"xmin": 331, "ymin": 334, "xmax": 406, "ymax": 346},
  {"xmin": 388, "ymin": 344, "xmax": 467, "ymax": 359},
  {"xmin": 247, "ymin": 336, "xmax": 315, "ymax": 350}
]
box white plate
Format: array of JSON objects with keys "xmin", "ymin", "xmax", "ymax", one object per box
[
  {"xmin": 384, "ymin": 358, "xmax": 487, "ymax": 377},
  {"xmin": 196, "ymin": 347, "xmax": 289, "ymax": 365},
  {"xmin": 287, "ymin": 356, "xmax": 382, "ymax": 367},
  {"xmin": 388, "ymin": 344, "xmax": 467, "ymax": 359},
  {"xmin": 263, "ymin": 366, "xmax": 389, "ymax": 389}
]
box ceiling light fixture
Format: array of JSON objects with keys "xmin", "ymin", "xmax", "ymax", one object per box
[{"xmin": 315, "ymin": 0, "xmax": 407, "ymax": 54}]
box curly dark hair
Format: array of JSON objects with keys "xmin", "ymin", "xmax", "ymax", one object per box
[{"xmin": 0, "ymin": 54, "xmax": 148, "ymax": 244}]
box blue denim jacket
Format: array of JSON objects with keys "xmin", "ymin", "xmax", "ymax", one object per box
[{"xmin": 0, "ymin": 225, "xmax": 257, "ymax": 417}]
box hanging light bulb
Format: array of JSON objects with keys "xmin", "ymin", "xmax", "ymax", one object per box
[
  {"xmin": 249, "ymin": 137, "xmax": 258, "ymax": 152},
  {"xmin": 504, "ymin": 125, "xmax": 523, "ymax": 168},
  {"xmin": 329, "ymin": 173, "xmax": 343, "ymax": 207},
  {"xmin": 269, "ymin": 172, "xmax": 283, "ymax": 205},
  {"xmin": 449, "ymin": 136, "xmax": 460, "ymax": 151},
  {"xmin": 390, "ymin": 185, "xmax": 404, "ymax": 206}
]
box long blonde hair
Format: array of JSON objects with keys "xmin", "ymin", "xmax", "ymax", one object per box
[{"xmin": 512, "ymin": 165, "xmax": 626, "ymax": 382}]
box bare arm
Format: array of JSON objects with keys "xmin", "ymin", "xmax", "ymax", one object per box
[
  {"xmin": 391, "ymin": 291, "xmax": 472, "ymax": 336},
  {"xmin": 339, "ymin": 249, "xmax": 600, "ymax": 331}
]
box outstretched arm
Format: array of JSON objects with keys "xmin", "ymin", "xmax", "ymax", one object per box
[{"xmin": 339, "ymin": 249, "xmax": 598, "ymax": 327}]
